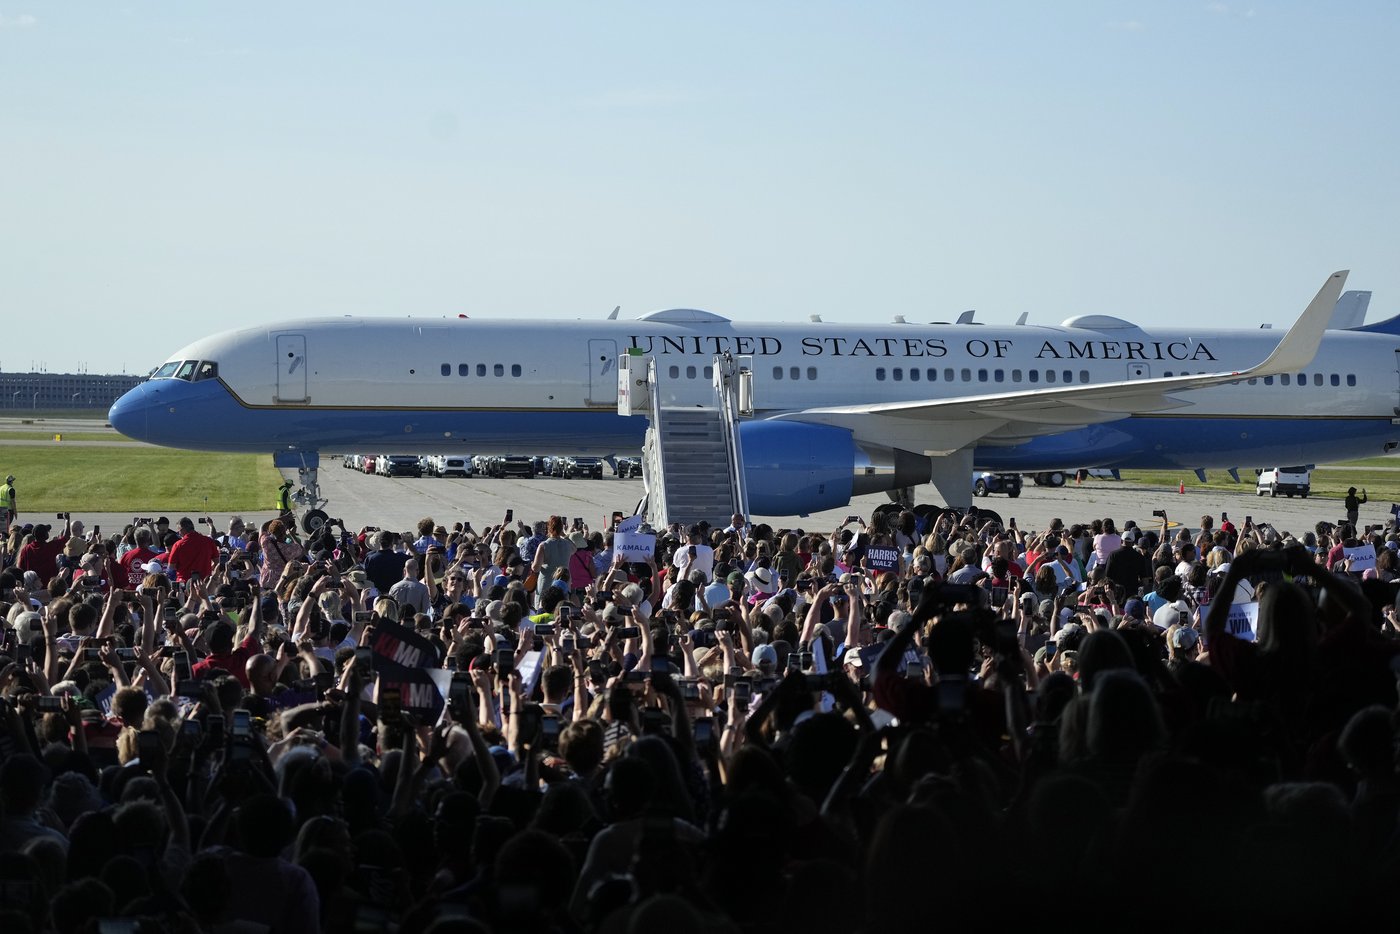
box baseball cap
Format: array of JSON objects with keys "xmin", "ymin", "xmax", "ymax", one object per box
[
  {"xmin": 726, "ymin": 571, "xmax": 746, "ymax": 587},
  {"xmin": 750, "ymin": 644, "xmax": 778, "ymax": 669},
  {"xmin": 1152, "ymin": 599, "xmax": 1192, "ymax": 630},
  {"xmin": 1122, "ymin": 598, "xmax": 1146, "ymax": 621},
  {"xmin": 141, "ymin": 560, "xmax": 165, "ymax": 574},
  {"xmin": 13, "ymin": 611, "xmax": 42, "ymax": 636},
  {"xmin": 1171, "ymin": 626, "xmax": 1200, "ymax": 650}
]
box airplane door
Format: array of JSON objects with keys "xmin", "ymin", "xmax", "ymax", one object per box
[
  {"xmin": 276, "ymin": 334, "xmax": 308, "ymax": 403},
  {"xmin": 1127, "ymin": 363, "xmax": 1151, "ymax": 379},
  {"xmin": 588, "ymin": 339, "xmax": 617, "ymax": 407}
]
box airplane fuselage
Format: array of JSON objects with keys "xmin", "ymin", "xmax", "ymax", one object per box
[{"xmin": 108, "ymin": 310, "xmax": 1400, "ymax": 472}]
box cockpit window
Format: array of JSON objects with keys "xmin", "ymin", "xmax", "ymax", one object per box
[
  {"xmin": 175, "ymin": 360, "xmax": 198, "ymax": 381},
  {"xmin": 194, "ymin": 361, "xmax": 219, "ymax": 381},
  {"xmin": 152, "ymin": 362, "xmax": 180, "ymax": 379}
]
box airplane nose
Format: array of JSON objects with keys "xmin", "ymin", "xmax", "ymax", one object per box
[{"xmin": 108, "ymin": 384, "xmax": 150, "ymax": 442}]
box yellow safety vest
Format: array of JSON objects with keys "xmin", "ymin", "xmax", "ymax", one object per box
[{"xmin": 277, "ymin": 487, "xmax": 292, "ymax": 511}]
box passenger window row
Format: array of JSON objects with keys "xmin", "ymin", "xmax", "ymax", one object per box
[
  {"xmin": 771, "ymin": 367, "xmax": 818, "ymax": 381},
  {"xmin": 1242, "ymin": 373, "xmax": 1357, "ymax": 387},
  {"xmin": 439, "ymin": 363, "xmax": 523, "ymax": 378},
  {"xmin": 668, "ymin": 365, "xmax": 717, "ymax": 380},
  {"xmin": 874, "ymin": 367, "xmax": 1092, "ymax": 385}
]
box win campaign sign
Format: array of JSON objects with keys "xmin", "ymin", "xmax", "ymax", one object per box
[{"xmin": 1224, "ymin": 602, "xmax": 1260, "ymax": 642}]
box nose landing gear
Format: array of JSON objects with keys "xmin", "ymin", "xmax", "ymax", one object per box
[{"xmin": 292, "ymin": 466, "xmax": 330, "ymax": 534}]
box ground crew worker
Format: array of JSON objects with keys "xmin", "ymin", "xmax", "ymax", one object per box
[
  {"xmin": 0, "ymin": 474, "xmax": 15, "ymax": 532},
  {"xmin": 277, "ymin": 479, "xmax": 295, "ymax": 526}
]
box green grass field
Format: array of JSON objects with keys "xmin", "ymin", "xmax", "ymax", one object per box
[
  {"xmin": 0, "ymin": 409, "xmax": 115, "ymax": 421},
  {"xmin": 1, "ymin": 428, "xmax": 1394, "ymax": 512},
  {"xmin": 1114, "ymin": 467, "xmax": 1400, "ymax": 502},
  {"xmin": 0, "ymin": 447, "xmax": 282, "ymax": 512},
  {"xmin": 0, "ymin": 432, "xmax": 129, "ymax": 442}
]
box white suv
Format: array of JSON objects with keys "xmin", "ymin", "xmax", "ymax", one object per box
[{"xmin": 1256, "ymin": 466, "xmax": 1311, "ymax": 498}]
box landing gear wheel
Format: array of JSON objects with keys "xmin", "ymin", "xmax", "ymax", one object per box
[{"xmin": 302, "ymin": 509, "xmax": 329, "ymax": 535}]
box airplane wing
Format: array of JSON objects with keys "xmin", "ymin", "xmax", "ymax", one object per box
[{"xmin": 776, "ymin": 270, "xmax": 1347, "ymax": 456}]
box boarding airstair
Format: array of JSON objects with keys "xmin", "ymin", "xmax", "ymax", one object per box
[{"xmin": 619, "ymin": 350, "xmax": 751, "ymax": 529}]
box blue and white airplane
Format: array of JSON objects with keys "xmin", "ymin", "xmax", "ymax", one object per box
[{"xmin": 108, "ymin": 271, "xmax": 1400, "ymax": 517}]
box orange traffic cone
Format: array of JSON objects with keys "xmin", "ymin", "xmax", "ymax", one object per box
[{"xmin": 1178, "ymin": 480, "xmax": 1185, "ymax": 494}]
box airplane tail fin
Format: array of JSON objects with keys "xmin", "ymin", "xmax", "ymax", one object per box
[{"xmin": 1329, "ymin": 290, "xmax": 1371, "ymax": 330}]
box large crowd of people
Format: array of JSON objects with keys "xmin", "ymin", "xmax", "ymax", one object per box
[{"xmin": 2, "ymin": 494, "xmax": 1400, "ymax": 931}]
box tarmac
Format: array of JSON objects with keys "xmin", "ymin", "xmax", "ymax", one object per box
[
  {"xmin": 32, "ymin": 458, "xmax": 1394, "ymax": 541},
  {"xmin": 3, "ymin": 416, "xmax": 1390, "ymax": 539}
]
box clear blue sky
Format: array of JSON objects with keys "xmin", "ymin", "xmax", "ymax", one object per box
[{"xmin": 3, "ymin": 2, "xmax": 1397, "ymax": 374}]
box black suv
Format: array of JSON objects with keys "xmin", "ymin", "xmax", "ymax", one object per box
[
  {"xmin": 563, "ymin": 456, "xmax": 604, "ymax": 479},
  {"xmin": 493, "ymin": 455, "xmax": 536, "ymax": 479},
  {"xmin": 382, "ymin": 455, "xmax": 423, "ymax": 478}
]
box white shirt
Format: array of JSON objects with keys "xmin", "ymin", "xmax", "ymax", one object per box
[{"xmin": 671, "ymin": 543, "xmax": 715, "ymax": 583}]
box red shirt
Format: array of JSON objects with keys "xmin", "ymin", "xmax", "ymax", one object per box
[
  {"xmin": 17, "ymin": 536, "xmax": 68, "ymax": 585},
  {"xmin": 119, "ymin": 547, "xmax": 159, "ymax": 588},
  {"xmin": 192, "ymin": 633, "xmax": 258, "ymax": 689},
  {"xmin": 167, "ymin": 531, "xmax": 220, "ymax": 582}
]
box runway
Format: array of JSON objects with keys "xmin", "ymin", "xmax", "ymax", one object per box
[{"xmin": 46, "ymin": 458, "xmax": 1391, "ymax": 542}]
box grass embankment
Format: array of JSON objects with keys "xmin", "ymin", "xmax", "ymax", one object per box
[
  {"xmin": 2, "ymin": 409, "xmax": 116, "ymax": 421},
  {"xmin": 1116, "ymin": 465, "xmax": 1400, "ymax": 502},
  {"xmin": 0, "ymin": 432, "xmax": 128, "ymax": 442},
  {"xmin": 0, "ymin": 447, "xmax": 281, "ymax": 512}
]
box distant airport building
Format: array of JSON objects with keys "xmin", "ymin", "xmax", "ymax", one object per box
[{"xmin": 0, "ymin": 371, "xmax": 143, "ymax": 411}]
